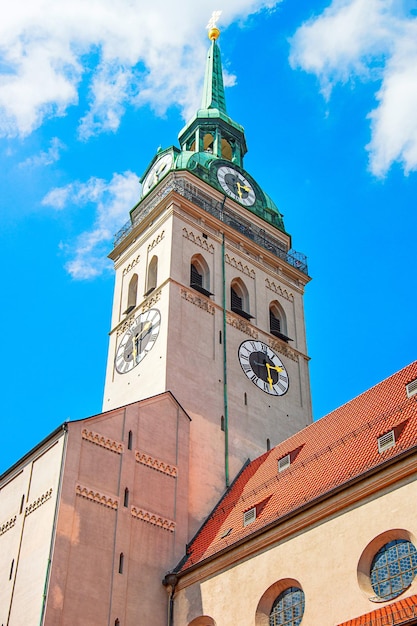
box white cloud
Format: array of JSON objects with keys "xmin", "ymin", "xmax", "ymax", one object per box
[
  {"xmin": 0, "ymin": 0, "xmax": 281, "ymax": 139},
  {"xmin": 42, "ymin": 171, "xmax": 140, "ymax": 279},
  {"xmin": 20, "ymin": 137, "xmax": 66, "ymax": 168},
  {"xmin": 290, "ymin": 0, "xmax": 417, "ymax": 175}
]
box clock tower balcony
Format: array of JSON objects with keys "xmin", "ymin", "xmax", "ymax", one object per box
[{"xmin": 113, "ymin": 173, "xmax": 308, "ymax": 277}]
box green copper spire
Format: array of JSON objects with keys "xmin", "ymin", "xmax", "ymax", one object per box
[
  {"xmin": 200, "ymin": 38, "xmax": 227, "ymax": 113},
  {"xmin": 178, "ymin": 26, "xmax": 247, "ymax": 167}
]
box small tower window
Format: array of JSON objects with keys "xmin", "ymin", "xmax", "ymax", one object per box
[
  {"xmin": 190, "ymin": 255, "xmax": 211, "ymax": 297},
  {"xmin": 231, "ymin": 279, "xmax": 252, "ymax": 320},
  {"xmin": 127, "ymin": 430, "xmax": 133, "ymax": 450},
  {"xmin": 9, "ymin": 559, "xmax": 14, "ymax": 580},
  {"xmin": 145, "ymin": 256, "xmax": 158, "ymax": 296},
  {"xmin": 124, "ymin": 488, "xmax": 129, "ymax": 508},
  {"xmin": 19, "ymin": 495, "xmax": 25, "ymax": 514},
  {"xmin": 125, "ymin": 273, "xmax": 138, "ymax": 315},
  {"xmin": 118, "ymin": 553, "xmax": 124, "ymax": 574},
  {"xmin": 269, "ymin": 302, "xmax": 290, "ymax": 342}
]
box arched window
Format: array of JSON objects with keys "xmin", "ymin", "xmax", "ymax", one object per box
[
  {"xmin": 190, "ymin": 255, "xmax": 211, "ymax": 296},
  {"xmin": 231, "ymin": 279, "xmax": 252, "ymax": 320},
  {"xmin": 269, "ymin": 587, "xmax": 305, "ymax": 626},
  {"xmin": 145, "ymin": 256, "xmax": 158, "ymax": 296},
  {"xmin": 125, "ymin": 273, "xmax": 138, "ymax": 315},
  {"xmin": 221, "ymin": 138, "xmax": 232, "ymax": 160},
  {"xmin": 203, "ymin": 133, "xmax": 214, "ymax": 153},
  {"xmin": 269, "ymin": 302, "xmax": 290, "ymax": 342},
  {"xmin": 127, "ymin": 430, "xmax": 133, "ymax": 450},
  {"xmin": 118, "ymin": 553, "xmax": 124, "ymax": 574},
  {"xmin": 124, "ymin": 488, "xmax": 129, "ymax": 508}
]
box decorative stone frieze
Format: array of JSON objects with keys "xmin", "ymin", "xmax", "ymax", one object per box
[
  {"xmin": 147, "ymin": 231, "xmax": 165, "ymax": 251},
  {"xmin": 135, "ymin": 451, "xmax": 178, "ymax": 477},
  {"xmin": 142, "ymin": 288, "xmax": 162, "ymax": 311},
  {"xmin": 25, "ymin": 488, "xmax": 53, "ymax": 516},
  {"xmin": 226, "ymin": 313, "xmax": 258, "ymax": 338},
  {"xmin": 182, "ymin": 227, "xmax": 215, "ymax": 253},
  {"xmin": 131, "ymin": 506, "xmax": 176, "ymax": 532},
  {"xmin": 270, "ymin": 340, "xmax": 298, "ymax": 363},
  {"xmin": 181, "ymin": 288, "xmax": 214, "ymax": 314},
  {"xmin": 75, "ymin": 484, "xmax": 118, "ymax": 510},
  {"xmin": 265, "ymin": 278, "xmax": 294, "ymax": 302},
  {"xmin": 0, "ymin": 515, "xmax": 16, "ymax": 535},
  {"xmin": 225, "ymin": 254, "xmax": 255, "ymax": 278},
  {"xmin": 82, "ymin": 428, "xmax": 124, "ymax": 454},
  {"xmin": 122, "ymin": 254, "xmax": 140, "ymax": 276}
]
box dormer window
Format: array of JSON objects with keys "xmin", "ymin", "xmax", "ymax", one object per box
[
  {"xmin": 378, "ymin": 430, "xmax": 396, "ymax": 453},
  {"xmin": 406, "ymin": 378, "xmax": 417, "ymax": 398},
  {"xmin": 278, "ymin": 454, "xmax": 291, "ymax": 472},
  {"xmin": 243, "ymin": 507, "xmax": 256, "ymax": 526}
]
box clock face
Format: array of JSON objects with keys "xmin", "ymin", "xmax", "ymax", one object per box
[
  {"xmin": 115, "ymin": 308, "xmax": 161, "ymax": 374},
  {"xmin": 238, "ymin": 340, "xmax": 289, "ymax": 396},
  {"xmin": 142, "ymin": 153, "xmax": 173, "ymax": 196},
  {"xmin": 217, "ymin": 165, "xmax": 256, "ymax": 206}
]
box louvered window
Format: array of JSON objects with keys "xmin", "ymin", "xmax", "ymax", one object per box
[
  {"xmin": 278, "ymin": 454, "xmax": 290, "ymax": 472},
  {"xmin": 190, "ymin": 263, "xmax": 203, "ymax": 288},
  {"xmin": 378, "ymin": 430, "xmax": 395, "ymax": 453},
  {"xmin": 270, "ymin": 310, "xmax": 281, "ymax": 334},
  {"xmin": 406, "ymin": 378, "xmax": 417, "ymax": 398},
  {"xmin": 231, "ymin": 287, "xmax": 243, "ymax": 311},
  {"xmin": 243, "ymin": 507, "xmax": 256, "ymax": 526}
]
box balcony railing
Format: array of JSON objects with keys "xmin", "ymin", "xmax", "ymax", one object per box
[{"xmin": 114, "ymin": 176, "xmax": 308, "ymax": 275}]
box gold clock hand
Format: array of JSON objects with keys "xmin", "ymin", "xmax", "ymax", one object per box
[
  {"xmin": 236, "ymin": 181, "xmax": 251, "ymax": 198},
  {"xmin": 265, "ymin": 362, "xmax": 284, "ymax": 390}
]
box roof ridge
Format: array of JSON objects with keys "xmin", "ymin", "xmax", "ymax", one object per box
[{"xmin": 318, "ymin": 360, "xmax": 417, "ymax": 420}]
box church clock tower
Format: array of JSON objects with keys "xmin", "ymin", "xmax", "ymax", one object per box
[{"xmin": 103, "ymin": 23, "xmax": 312, "ymax": 528}]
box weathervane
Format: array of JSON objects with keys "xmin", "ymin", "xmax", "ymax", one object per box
[{"xmin": 207, "ymin": 10, "xmax": 222, "ymax": 40}]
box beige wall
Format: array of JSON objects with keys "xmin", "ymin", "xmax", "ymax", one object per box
[
  {"xmin": 0, "ymin": 432, "xmax": 66, "ymax": 626},
  {"xmin": 175, "ymin": 469, "xmax": 417, "ymax": 626}
]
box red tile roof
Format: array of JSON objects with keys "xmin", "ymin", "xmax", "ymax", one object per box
[
  {"xmin": 180, "ymin": 361, "xmax": 417, "ymax": 572},
  {"xmin": 337, "ymin": 593, "xmax": 417, "ymax": 625}
]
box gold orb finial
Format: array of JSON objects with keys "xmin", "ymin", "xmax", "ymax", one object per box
[
  {"xmin": 207, "ymin": 11, "xmax": 221, "ymax": 40},
  {"xmin": 208, "ymin": 27, "xmax": 220, "ymax": 41}
]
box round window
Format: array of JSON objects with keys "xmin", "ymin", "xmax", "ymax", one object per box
[
  {"xmin": 269, "ymin": 586, "xmax": 305, "ymax": 626},
  {"xmin": 370, "ymin": 539, "xmax": 417, "ymax": 601}
]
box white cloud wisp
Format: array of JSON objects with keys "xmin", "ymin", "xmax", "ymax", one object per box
[
  {"xmin": 42, "ymin": 171, "xmax": 140, "ymax": 279},
  {"xmin": 0, "ymin": 0, "xmax": 280, "ymax": 140},
  {"xmin": 290, "ymin": 0, "xmax": 417, "ymax": 176}
]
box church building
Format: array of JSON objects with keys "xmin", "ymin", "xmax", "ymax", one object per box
[{"xmin": 1, "ymin": 20, "xmax": 417, "ymax": 626}]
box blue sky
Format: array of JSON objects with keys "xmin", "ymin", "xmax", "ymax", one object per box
[{"xmin": 1, "ymin": 0, "xmax": 416, "ymax": 474}]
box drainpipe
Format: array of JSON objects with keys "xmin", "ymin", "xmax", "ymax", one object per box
[
  {"xmin": 163, "ymin": 572, "xmax": 178, "ymax": 626},
  {"xmin": 220, "ymin": 196, "xmax": 229, "ymax": 488}
]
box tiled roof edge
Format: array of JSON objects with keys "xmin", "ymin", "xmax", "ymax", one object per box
[{"xmin": 179, "ymin": 442, "xmax": 417, "ymax": 575}]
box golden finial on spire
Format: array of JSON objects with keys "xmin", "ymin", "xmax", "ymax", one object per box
[{"xmin": 207, "ymin": 10, "xmax": 222, "ymax": 40}]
